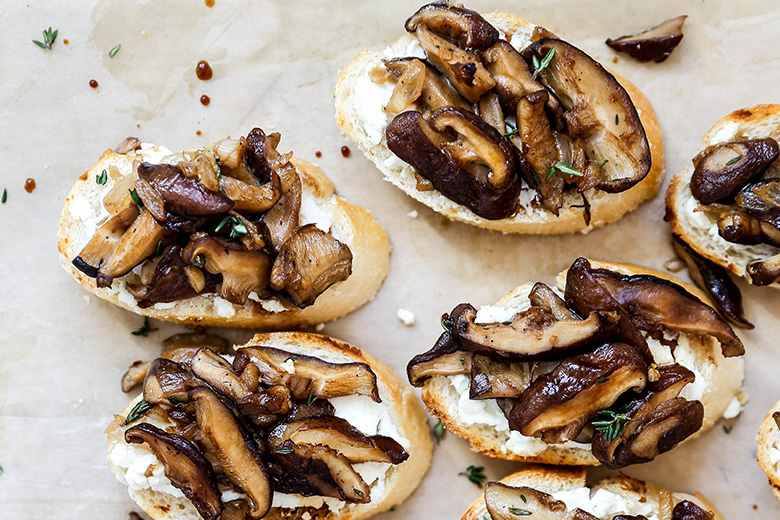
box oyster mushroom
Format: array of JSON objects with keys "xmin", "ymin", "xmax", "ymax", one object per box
[
  {"xmin": 406, "ymin": 332, "xmax": 472, "ymax": 387},
  {"xmin": 522, "ymin": 38, "xmax": 651, "ymax": 193},
  {"xmin": 143, "ymin": 358, "xmax": 197, "ymax": 405},
  {"xmin": 235, "ymin": 385, "xmax": 292, "ymax": 427},
  {"xmin": 673, "ymin": 235, "xmax": 752, "ymax": 328},
  {"xmin": 449, "ymin": 303, "xmax": 619, "ymax": 360},
  {"xmin": 528, "ymin": 282, "xmax": 577, "ymax": 320},
  {"xmin": 606, "ymin": 16, "xmax": 687, "ymax": 63},
  {"xmin": 386, "ymin": 108, "xmax": 520, "ymax": 220},
  {"xmin": 181, "ymin": 235, "xmax": 272, "ymax": 305},
  {"xmin": 384, "ymin": 57, "xmax": 471, "ymax": 111},
  {"xmin": 485, "ymin": 482, "xmax": 597, "ymax": 520},
  {"xmin": 72, "ymin": 200, "xmax": 140, "ymax": 278},
  {"xmin": 218, "ymin": 172, "xmax": 281, "ymax": 213},
  {"xmin": 124, "ymin": 423, "xmax": 222, "ymax": 520},
  {"xmin": 269, "ymin": 224, "xmax": 353, "ymax": 308},
  {"xmin": 238, "ymin": 346, "xmax": 381, "ymax": 402},
  {"xmin": 191, "ymin": 347, "xmax": 258, "ymax": 402},
  {"xmin": 747, "ymin": 252, "xmax": 780, "ymax": 286},
  {"xmin": 508, "ymin": 342, "xmax": 648, "ymax": 443},
  {"xmin": 138, "ymin": 162, "xmax": 234, "ymax": 217},
  {"xmin": 690, "ymin": 138, "xmax": 779, "ymax": 204},
  {"xmin": 262, "ymin": 167, "xmax": 302, "ymax": 251},
  {"xmin": 470, "ymin": 354, "xmax": 531, "ymax": 399},
  {"xmin": 384, "ymin": 58, "xmax": 426, "ymax": 114},
  {"xmin": 190, "ymin": 386, "xmax": 272, "ymax": 519}
]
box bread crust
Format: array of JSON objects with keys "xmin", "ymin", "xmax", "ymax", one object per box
[
  {"xmin": 57, "ymin": 149, "xmax": 391, "ymax": 329},
  {"xmin": 758, "ymin": 399, "xmax": 780, "ymax": 501},
  {"xmin": 106, "ymin": 332, "xmax": 433, "ymax": 520},
  {"xmin": 459, "ymin": 465, "xmax": 723, "ymax": 520},
  {"xmin": 665, "ymin": 104, "xmax": 780, "ymax": 285},
  {"xmin": 418, "ymin": 259, "xmax": 745, "ymax": 465},
  {"xmin": 334, "ymin": 11, "xmax": 664, "ymax": 234}
]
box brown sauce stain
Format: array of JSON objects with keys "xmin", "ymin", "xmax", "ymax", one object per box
[
  {"xmin": 205, "ymin": 0, "xmax": 215, "ymax": 6},
  {"xmin": 340, "ymin": 146, "xmax": 351, "ymax": 158},
  {"xmin": 24, "ymin": 178, "xmax": 36, "ymax": 193},
  {"xmin": 63, "ymin": 39, "xmax": 69, "ymax": 45},
  {"xmin": 195, "ymin": 60, "xmax": 213, "ymax": 80},
  {"xmin": 200, "ymin": 94, "xmax": 211, "ymax": 106},
  {"xmin": 89, "ymin": 79, "xmax": 99, "ymax": 89},
  {"xmin": 315, "ymin": 151, "xmax": 322, "ymax": 158},
  {"xmin": 196, "ymin": 130, "xmax": 202, "ymax": 136}
]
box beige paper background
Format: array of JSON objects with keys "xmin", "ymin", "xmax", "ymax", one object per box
[{"xmin": 1, "ymin": 0, "xmax": 779, "ymax": 518}]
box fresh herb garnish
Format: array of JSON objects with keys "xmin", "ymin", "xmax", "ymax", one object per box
[
  {"xmin": 1, "ymin": 189, "xmax": 6, "ymax": 204},
  {"xmin": 520, "ymin": 494, "xmax": 527, "ymax": 503},
  {"xmin": 725, "ymin": 155, "xmax": 742, "ymax": 166},
  {"xmin": 124, "ymin": 399, "xmax": 154, "ymax": 425},
  {"xmin": 548, "ymin": 161, "xmax": 584, "ymax": 179},
  {"xmin": 168, "ymin": 396, "xmax": 186, "ymax": 405},
  {"xmin": 193, "ymin": 254, "xmax": 206, "ymax": 268},
  {"xmin": 597, "ymin": 159, "xmax": 609, "ymax": 169},
  {"xmin": 0, "ymin": 464, "xmax": 3, "ymax": 475},
  {"xmin": 96, "ymin": 169, "xmax": 108, "ymax": 185},
  {"xmin": 108, "ymin": 44, "xmax": 121, "ymax": 58},
  {"xmin": 353, "ymin": 488, "xmax": 365, "ymax": 498},
  {"xmin": 215, "ymin": 214, "xmax": 248, "ymax": 239},
  {"xmin": 508, "ymin": 508, "xmax": 532, "ymax": 516},
  {"xmin": 597, "ymin": 377, "xmax": 609, "ymax": 384},
  {"xmin": 129, "ymin": 188, "xmax": 143, "ymax": 207},
  {"xmin": 274, "ymin": 446, "xmax": 294, "ymax": 455},
  {"xmin": 532, "ymin": 46, "xmax": 556, "ymax": 80},
  {"xmin": 593, "ymin": 409, "xmax": 629, "ymax": 441},
  {"xmin": 723, "ymin": 424, "xmax": 733, "ymax": 434},
  {"xmin": 503, "ymin": 122, "xmax": 518, "ymax": 138},
  {"xmin": 307, "ymin": 393, "xmax": 318, "ymax": 406},
  {"xmin": 33, "ymin": 27, "xmax": 58, "ymax": 50},
  {"xmin": 284, "ymin": 355, "xmax": 298, "ymax": 363},
  {"xmin": 460, "ymin": 465, "xmax": 486, "ymax": 487},
  {"xmin": 530, "ymin": 169, "xmax": 541, "ymax": 186},
  {"xmin": 440, "ymin": 316, "xmax": 453, "ymax": 333},
  {"xmin": 155, "ymin": 240, "xmax": 164, "ymax": 257},
  {"xmin": 131, "ymin": 317, "xmax": 156, "ymax": 337},
  {"xmin": 615, "ymin": 114, "xmax": 620, "ymax": 125},
  {"xmin": 433, "ymin": 420, "xmax": 446, "ymax": 441}
]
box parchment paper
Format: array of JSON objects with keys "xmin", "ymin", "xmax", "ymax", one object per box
[{"xmin": 1, "ymin": 1, "xmax": 779, "ymax": 518}]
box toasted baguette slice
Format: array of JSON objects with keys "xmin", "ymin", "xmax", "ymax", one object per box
[
  {"xmin": 106, "ymin": 332, "xmax": 433, "ymax": 520},
  {"xmin": 419, "ymin": 260, "xmax": 745, "ymax": 465},
  {"xmin": 334, "ymin": 10, "xmax": 664, "ymax": 234},
  {"xmin": 461, "ymin": 465, "xmax": 724, "ymax": 520},
  {"xmin": 666, "ymin": 104, "xmax": 780, "ymax": 287},
  {"xmin": 57, "ymin": 143, "xmax": 391, "ymax": 329},
  {"xmin": 758, "ymin": 399, "xmax": 780, "ymax": 501}
]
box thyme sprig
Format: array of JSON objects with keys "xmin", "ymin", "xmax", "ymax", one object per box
[
  {"xmin": 593, "ymin": 409, "xmax": 630, "ymax": 441},
  {"xmin": 108, "ymin": 44, "xmax": 121, "ymax": 58},
  {"xmin": 131, "ymin": 317, "xmax": 156, "ymax": 337},
  {"xmin": 123, "ymin": 399, "xmax": 154, "ymax": 425},
  {"xmin": 33, "ymin": 27, "xmax": 58, "ymax": 50},
  {"xmin": 532, "ymin": 46, "xmax": 556, "ymax": 80},
  {"xmin": 215, "ymin": 214, "xmax": 248, "ymax": 239},
  {"xmin": 460, "ymin": 465, "xmax": 486, "ymax": 487},
  {"xmin": 548, "ymin": 161, "xmax": 584, "ymax": 179}
]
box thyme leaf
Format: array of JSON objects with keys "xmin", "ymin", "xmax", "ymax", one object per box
[
  {"xmin": 508, "ymin": 508, "xmax": 532, "ymax": 516},
  {"xmin": 129, "ymin": 188, "xmax": 143, "ymax": 207},
  {"xmin": 532, "ymin": 46, "xmax": 556, "ymax": 80},
  {"xmin": 307, "ymin": 393, "xmax": 318, "ymax": 406},
  {"xmin": 96, "ymin": 169, "xmax": 108, "ymax": 185},
  {"xmin": 273, "ymin": 447, "xmax": 294, "ymax": 455},
  {"xmin": 108, "ymin": 44, "xmax": 121, "ymax": 58},
  {"xmin": 460, "ymin": 465, "xmax": 486, "ymax": 487},
  {"xmin": 433, "ymin": 420, "xmax": 446, "ymax": 441},
  {"xmin": 131, "ymin": 317, "xmax": 156, "ymax": 337},
  {"xmin": 725, "ymin": 155, "xmax": 742, "ymax": 166},
  {"xmin": 593, "ymin": 409, "xmax": 629, "ymax": 442},
  {"xmin": 1, "ymin": 189, "xmax": 6, "ymax": 204},
  {"xmin": 124, "ymin": 399, "xmax": 154, "ymax": 425},
  {"xmin": 548, "ymin": 161, "xmax": 584, "ymax": 179},
  {"xmin": 33, "ymin": 27, "xmax": 58, "ymax": 50}
]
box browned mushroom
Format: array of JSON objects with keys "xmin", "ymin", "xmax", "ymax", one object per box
[
  {"xmin": 384, "ymin": 57, "xmax": 472, "ymax": 111},
  {"xmin": 478, "ymin": 91, "xmax": 506, "ymax": 134},
  {"xmin": 690, "ymin": 138, "xmax": 779, "ymax": 204},
  {"xmin": 269, "ymin": 224, "xmax": 353, "ymax": 308},
  {"xmin": 522, "ymin": 39, "xmax": 651, "ymax": 193},
  {"xmin": 450, "ymin": 303, "xmax": 619, "ymax": 360},
  {"xmin": 262, "ymin": 167, "xmax": 301, "ymax": 251},
  {"xmin": 716, "ymin": 208, "xmax": 768, "ymax": 245},
  {"xmin": 73, "ymin": 201, "xmax": 141, "ymax": 278},
  {"xmin": 528, "ymin": 282, "xmax": 577, "ymax": 320},
  {"xmin": 143, "ymin": 358, "xmax": 196, "ymax": 405},
  {"xmin": 268, "ymin": 415, "xmax": 408, "ymax": 464},
  {"xmin": 404, "ymin": 3, "xmax": 499, "ymax": 50},
  {"xmin": 235, "ymin": 385, "xmax": 292, "ymax": 427},
  {"xmin": 508, "ymin": 342, "xmax": 647, "ymax": 443},
  {"xmin": 181, "ymin": 235, "xmax": 272, "ymax": 305},
  {"xmin": 673, "ymin": 235, "xmax": 753, "ymax": 328},
  {"xmin": 386, "ymin": 108, "xmax": 520, "ymax": 220},
  {"xmin": 747, "ymin": 252, "xmax": 780, "ymax": 286},
  {"xmin": 218, "ymin": 172, "xmax": 282, "ymax": 213},
  {"xmin": 286, "ymin": 398, "xmax": 337, "ymax": 421},
  {"xmin": 219, "ymin": 499, "xmax": 251, "ymax": 520},
  {"xmin": 191, "ymin": 347, "xmax": 257, "ymax": 402},
  {"xmin": 484, "ymin": 482, "xmax": 598, "ymax": 520},
  {"xmin": 588, "ymin": 268, "xmax": 745, "ymax": 357},
  {"xmin": 138, "ymin": 162, "xmax": 234, "ymax": 217},
  {"xmin": 238, "ymin": 346, "xmax": 381, "ymax": 402},
  {"xmin": 122, "ymin": 360, "xmax": 151, "ymax": 393},
  {"xmin": 606, "ymin": 16, "xmax": 687, "ymax": 63},
  {"xmin": 163, "ymin": 332, "xmax": 231, "ymax": 357},
  {"xmin": 190, "ymin": 386, "xmax": 272, "ymax": 519},
  {"xmin": 125, "ymin": 423, "xmax": 223, "ymax": 520},
  {"xmin": 470, "ymin": 354, "xmax": 531, "ymax": 399},
  {"xmin": 407, "ymin": 332, "xmax": 472, "ymax": 387},
  {"xmin": 384, "ymin": 58, "xmax": 426, "ymax": 114},
  {"xmin": 672, "ymin": 500, "xmax": 714, "ymax": 520},
  {"xmin": 269, "ymin": 441, "xmax": 370, "ymax": 503}
]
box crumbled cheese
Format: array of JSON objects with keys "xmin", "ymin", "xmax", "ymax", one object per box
[
  {"xmin": 221, "ymin": 490, "xmax": 245, "ymax": 503},
  {"xmin": 213, "ymin": 297, "xmax": 236, "ymax": 318},
  {"xmin": 407, "ymin": 209, "xmax": 418, "ymax": 218},
  {"xmin": 139, "ymin": 143, "xmax": 175, "ymax": 165},
  {"xmin": 474, "ymin": 305, "xmax": 517, "ymax": 324},
  {"xmin": 109, "ymin": 442, "xmax": 184, "ymax": 498},
  {"xmin": 330, "ymin": 394, "xmax": 409, "ymax": 450},
  {"xmin": 299, "ymin": 191, "xmax": 334, "ymax": 232},
  {"xmin": 248, "ymin": 292, "xmax": 292, "ymax": 313},
  {"xmin": 353, "ymin": 69, "xmax": 394, "ymax": 146},
  {"xmin": 396, "ymin": 308, "xmax": 416, "ymax": 326},
  {"xmin": 708, "ymin": 121, "xmax": 741, "ymax": 145},
  {"xmin": 722, "ymin": 395, "xmax": 743, "ymax": 419},
  {"xmin": 315, "ymin": 323, "xmax": 325, "ymax": 332},
  {"xmin": 554, "ymin": 488, "xmax": 659, "ymax": 520},
  {"xmin": 153, "ymin": 302, "xmax": 176, "ymax": 310}
]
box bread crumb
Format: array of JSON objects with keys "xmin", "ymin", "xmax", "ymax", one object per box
[
  {"xmin": 664, "ymin": 258, "xmax": 685, "ymax": 273},
  {"xmin": 397, "ymin": 308, "xmax": 415, "ymax": 326},
  {"xmin": 82, "ymin": 295, "xmax": 91, "ymax": 304},
  {"xmin": 408, "ymin": 209, "xmax": 418, "ymax": 218},
  {"xmin": 315, "ymin": 323, "xmax": 325, "ymax": 332}
]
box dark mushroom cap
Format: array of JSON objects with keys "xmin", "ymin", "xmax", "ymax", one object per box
[
  {"xmin": 672, "ymin": 500, "xmax": 714, "ymax": 520},
  {"xmin": 484, "ymin": 482, "xmax": 598, "ymax": 520},
  {"xmin": 125, "ymin": 422, "xmax": 223, "ymax": 520},
  {"xmin": 404, "ymin": 3, "xmax": 499, "ymax": 51},
  {"xmin": 606, "ymin": 15, "xmax": 687, "ymax": 63},
  {"xmin": 747, "ymin": 252, "xmax": 780, "ymax": 286},
  {"xmin": 406, "ymin": 331, "xmax": 472, "ymax": 387},
  {"xmin": 72, "ymin": 201, "xmax": 140, "ymax": 279},
  {"xmin": 690, "ymin": 138, "xmax": 779, "ymax": 204},
  {"xmin": 384, "ymin": 57, "xmax": 471, "ymax": 112},
  {"xmin": 470, "ymin": 354, "xmax": 531, "ymax": 400},
  {"xmin": 138, "ymin": 162, "xmax": 234, "ymax": 217},
  {"xmin": 143, "ymin": 358, "xmax": 197, "ymax": 405}
]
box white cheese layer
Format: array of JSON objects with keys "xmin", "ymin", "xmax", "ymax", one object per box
[{"xmin": 553, "ymin": 488, "xmax": 659, "ymax": 520}]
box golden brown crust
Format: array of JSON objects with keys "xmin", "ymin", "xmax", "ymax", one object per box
[
  {"xmin": 107, "ymin": 332, "xmax": 433, "ymax": 520},
  {"xmin": 58, "ymin": 151, "xmax": 391, "ymax": 330},
  {"xmin": 758, "ymin": 399, "xmax": 780, "ymax": 502},
  {"xmin": 334, "ymin": 11, "xmax": 664, "ymax": 234}
]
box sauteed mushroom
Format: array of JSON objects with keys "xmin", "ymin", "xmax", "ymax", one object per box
[
  {"xmin": 72, "ymin": 201, "xmax": 140, "ymax": 278},
  {"xmin": 606, "ymin": 16, "xmax": 687, "ymax": 63},
  {"xmin": 404, "ymin": 3, "xmax": 499, "ymax": 50},
  {"xmin": 406, "ymin": 332, "xmax": 472, "ymax": 387},
  {"xmin": 747, "ymin": 252, "xmax": 780, "ymax": 286},
  {"xmin": 384, "ymin": 57, "xmax": 471, "ymax": 111},
  {"xmin": 138, "ymin": 162, "xmax": 234, "ymax": 217},
  {"xmin": 96, "ymin": 209, "xmax": 167, "ymax": 287},
  {"xmin": 143, "ymin": 358, "xmax": 196, "ymax": 405},
  {"xmin": 672, "ymin": 500, "xmax": 714, "ymax": 520},
  {"xmin": 470, "ymin": 354, "xmax": 531, "ymax": 399},
  {"xmin": 485, "ymin": 482, "xmax": 597, "ymax": 520}
]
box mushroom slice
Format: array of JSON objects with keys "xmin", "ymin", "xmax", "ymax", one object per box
[
  {"xmin": 404, "ymin": 3, "xmax": 499, "ymax": 50},
  {"xmin": 235, "ymin": 385, "xmax": 292, "ymax": 427},
  {"xmin": 269, "ymin": 441, "xmax": 370, "ymax": 503},
  {"xmin": 717, "ymin": 208, "xmax": 767, "ymax": 244},
  {"xmin": 450, "ymin": 303, "xmax": 619, "ymax": 361},
  {"xmin": 672, "ymin": 500, "xmax": 714, "ymax": 520},
  {"xmin": 508, "ymin": 342, "xmax": 648, "ymax": 442},
  {"xmin": 270, "ymin": 224, "xmax": 353, "ymax": 308},
  {"xmin": 191, "ymin": 347, "xmax": 256, "ymax": 402},
  {"xmin": 219, "ymin": 499, "xmax": 251, "ymax": 520},
  {"xmin": 287, "ymin": 399, "xmax": 336, "ymax": 422},
  {"xmin": 747, "ymin": 252, "xmax": 780, "ymax": 286},
  {"xmin": 122, "ymin": 360, "xmax": 151, "ymax": 393},
  {"xmin": 735, "ymin": 178, "xmax": 780, "ymax": 222},
  {"xmin": 190, "ymin": 386, "xmax": 272, "ymax": 519},
  {"xmin": 478, "ymin": 91, "xmax": 506, "ymax": 134},
  {"xmin": 470, "ymin": 354, "xmax": 531, "ymax": 400},
  {"xmin": 73, "ymin": 201, "xmax": 141, "ymax": 278},
  {"xmin": 386, "ymin": 110, "xmax": 520, "ymax": 220},
  {"xmin": 414, "ymin": 26, "xmax": 495, "ymax": 103},
  {"xmin": 528, "ymin": 282, "xmax": 577, "ymax": 320},
  {"xmin": 407, "ymin": 332, "xmax": 472, "ymax": 387},
  {"xmin": 269, "ymin": 416, "xmax": 408, "ymax": 464},
  {"xmin": 606, "ymin": 15, "xmax": 687, "ymax": 63},
  {"xmin": 589, "ymin": 268, "xmax": 745, "ymax": 357},
  {"xmin": 673, "ymin": 236, "xmax": 752, "ymax": 328},
  {"xmin": 138, "ymin": 162, "xmax": 234, "ymax": 217},
  {"xmin": 690, "ymin": 138, "xmax": 779, "ymax": 204},
  {"xmin": 384, "ymin": 57, "xmax": 426, "ymax": 114},
  {"xmin": 263, "ymin": 167, "xmax": 302, "ymax": 251},
  {"xmin": 163, "ymin": 332, "xmax": 230, "ymax": 356},
  {"xmin": 384, "ymin": 58, "xmax": 471, "ymax": 111},
  {"xmin": 479, "ymin": 40, "xmax": 564, "ymax": 127},
  {"xmin": 218, "ymin": 172, "xmax": 281, "ymax": 213},
  {"xmin": 564, "ymin": 258, "xmax": 653, "ymax": 363},
  {"xmin": 125, "ymin": 423, "xmax": 222, "ymax": 520},
  {"xmin": 522, "ymin": 38, "xmax": 651, "ymax": 193},
  {"xmin": 182, "ymin": 235, "xmax": 272, "ymax": 305},
  {"xmin": 96, "ymin": 209, "xmax": 167, "ymax": 287},
  {"xmin": 484, "ymin": 482, "xmax": 597, "ymax": 520},
  {"xmin": 143, "ymin": 358, "xmax": 196, "ymax": 405},
  {"xmin": 238, "ymin": 346, "xmax": 381, "ymax": 402}
]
